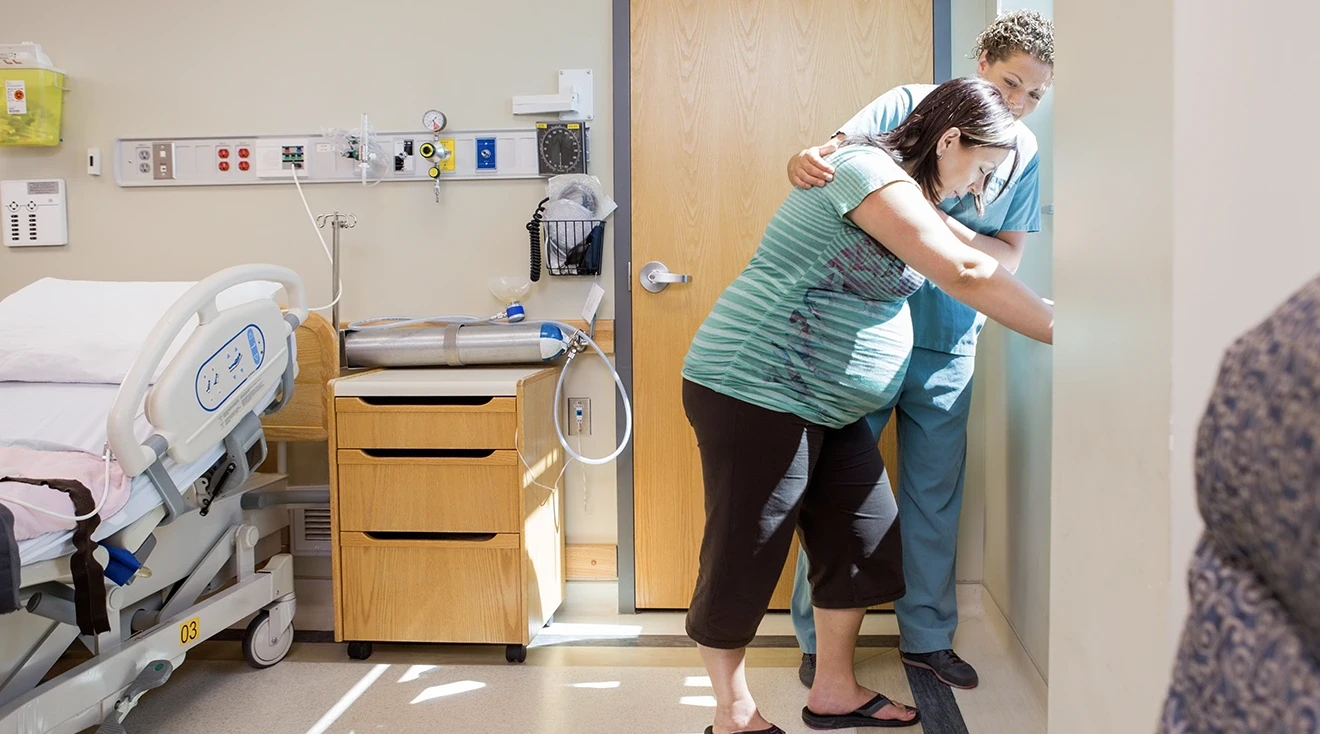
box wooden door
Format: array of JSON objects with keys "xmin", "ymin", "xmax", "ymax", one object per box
[{"xmin": 631, "ymin": 0, "xmax": 933, "ymax": 610}]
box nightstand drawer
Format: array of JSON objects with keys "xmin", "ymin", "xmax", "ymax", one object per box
[
  {"xmin": 335, "ymin": 397, "xmax": 517, "ymax": 450},
  {"xmin": 336, "ymin": 450, "xmax": 521, "ymax": 533},
  {"xmin": 339, "ymin": 532, "xmax": 523, "ymax": 644}
]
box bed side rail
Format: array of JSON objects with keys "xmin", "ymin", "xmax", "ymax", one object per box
[{"xmin": 106, "ymin": 265, "xmax": 307, "ymax": 522}]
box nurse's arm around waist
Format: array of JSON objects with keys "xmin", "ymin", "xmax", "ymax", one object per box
[{"xmin": 847, "ymin": 181, "xmax": 1054, "ymax": 345}]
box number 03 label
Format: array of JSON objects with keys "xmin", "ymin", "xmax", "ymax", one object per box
[{"xmin": 178, "ymin": 616, "xmax": 201, "ymax": 646}]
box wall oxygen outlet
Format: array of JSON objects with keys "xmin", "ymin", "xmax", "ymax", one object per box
[
  {"xmin": 568, "ymin": 398, "xmax": 591, "ymax": 436},
  {"xmin": 437, "ymin": 138, "xmax": 456, "ymax": 172},
  {"xmin": 476, "ymin": 137, "xmax": 497, "ymax": 170}
]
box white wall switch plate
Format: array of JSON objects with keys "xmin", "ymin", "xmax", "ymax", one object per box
[
  {"xmin": 2, "ymin": 179, "xmax": 68, "ymax": 247},
  {"xmin": 87, "ymin": 148, "xmax": 102, "ymax": 176}
]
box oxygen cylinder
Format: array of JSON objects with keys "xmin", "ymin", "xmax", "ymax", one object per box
[{"xmin": 342, "ymin": 322, "xmax": 569, "ymax": 368}]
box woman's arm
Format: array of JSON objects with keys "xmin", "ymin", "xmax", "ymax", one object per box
[
  {"xmin": 932, "ymin": 207, "xmax": 1027, "ymax": 273},
  {"xmin": 848, "ymin": 183, "xmax": 1053, "ymax": 344},
  {"xmin": 788, "ymin": 135, "xmax": 846, "ymax": 189}
]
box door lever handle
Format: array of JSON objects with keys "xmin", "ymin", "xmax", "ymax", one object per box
[{"xmin": 639, "ymin": 261, "xmax": 692, "ymax": 293}]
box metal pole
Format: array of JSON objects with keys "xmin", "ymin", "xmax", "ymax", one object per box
[{"xmin": 331, "ymin": 217, "xmax": 341, "ymax": 331}]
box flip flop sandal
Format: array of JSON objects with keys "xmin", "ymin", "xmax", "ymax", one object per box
[
  {"xmin": 801, "ymin": 693, "xmax": 921, "ymax": 729},
  {"xmin": 703, "ymin": 726, "xmax": 785, "ymax": 734}
]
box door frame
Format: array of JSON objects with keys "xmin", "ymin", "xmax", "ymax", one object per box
[{"xmin": 611, "ymin": 0, "xmax": 954, "ymax": 614}]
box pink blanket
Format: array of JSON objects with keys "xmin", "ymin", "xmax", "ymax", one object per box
[{"xmin": 0, "ymin": 446, "xmax": 131, "ymax": 540}]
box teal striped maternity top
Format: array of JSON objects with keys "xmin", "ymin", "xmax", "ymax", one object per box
[{"xmin": 681, "ymin": 146, "xmax": 927, "ymax": 429}]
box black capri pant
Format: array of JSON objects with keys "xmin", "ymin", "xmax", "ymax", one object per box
[{"xmin": 682, "ymin": 380, "xmax": 905, "ymax": 649}]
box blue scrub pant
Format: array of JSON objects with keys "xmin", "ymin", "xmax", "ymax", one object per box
[{"xmin": 791, "ymin": 347, "xmax": 975, "ymax": 655}]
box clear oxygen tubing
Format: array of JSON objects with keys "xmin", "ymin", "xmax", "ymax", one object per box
[{"xmin": 340, "ymin": 316, "xmax": 631, "ymax": 467}]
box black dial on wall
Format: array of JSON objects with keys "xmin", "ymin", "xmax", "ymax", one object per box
[{"xmin": 537, "ymin": 123, "xmax": 588, "ymax": 175}]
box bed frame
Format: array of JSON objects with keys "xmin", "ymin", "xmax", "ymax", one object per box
[
  {"xmin": 260, "ymin": 311, "xmax": 337, "ymax": 444},
  {"xmin": 0, "ymin": 270, "xmax": 340, "ymax": 734}
]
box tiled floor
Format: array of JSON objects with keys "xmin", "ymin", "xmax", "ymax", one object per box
[{"xmin": 106, "ymin": 582, "xmax": 1045, "ymax": 733}]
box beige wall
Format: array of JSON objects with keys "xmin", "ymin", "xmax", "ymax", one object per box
[
  {"xmin": 0, "ymin": 0, "xmax": 620, "ymax": 545},
  {"xmin": 978, "ymin": 0, "xmax": 1055, "ymax": 682},
  {"xmin": 1168, "ymin": 0, "xmax": 1320, "ymax": 653},
  {"xmin": 952, "ymin": 0, "xmax": 995, "ymax": 587},
  {"xmin": 1051, "ymin": 0, "xmax": 1175, "ymax": 730}
]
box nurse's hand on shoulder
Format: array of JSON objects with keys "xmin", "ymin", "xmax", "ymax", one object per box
[{"xmin": 788, "ymin": 140, "xmax": 840, "ymax": 189}]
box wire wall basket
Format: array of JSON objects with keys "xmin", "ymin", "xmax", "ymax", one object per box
[{"xmin": 541, "ymin": 219, "xmax": 605, "ymax": 277}]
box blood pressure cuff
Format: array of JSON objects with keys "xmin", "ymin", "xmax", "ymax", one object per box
[{"xmin": 0, "ymin": 477, "xmax": 111, "ymax": 635}]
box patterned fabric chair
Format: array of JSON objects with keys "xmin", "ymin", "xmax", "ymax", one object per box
[{"xmin": 1161, "ymin": 276, "xmax": 1320, "ymax": 733}]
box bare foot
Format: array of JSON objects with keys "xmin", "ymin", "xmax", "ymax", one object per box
[
  {"xmin": 806, "ymin": 684, "xmax": 916, "ymax": 723},
  {"xmin": 712, "ymin": 703, "xmax": 774, "ymax": 734}
]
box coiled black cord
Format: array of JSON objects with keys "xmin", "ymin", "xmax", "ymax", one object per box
[{"xmin": 527, "ymin": 197, "xmax": 549, "ymax": 282}]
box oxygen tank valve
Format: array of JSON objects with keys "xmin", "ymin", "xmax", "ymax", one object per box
[{"xmin": 566, "ymin": 332, "xmax": 591, "ymax": 359}]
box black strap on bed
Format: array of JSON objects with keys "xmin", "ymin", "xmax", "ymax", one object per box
[
  {"xmin": 0, "ymin": 503, "xmax": 19, "ymax": 615},
  {"xmin": 0, "ymin": 476, "xmax": 111, "ymax": 635}
]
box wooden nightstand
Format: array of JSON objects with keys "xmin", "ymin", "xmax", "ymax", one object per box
[{"xmin": 326, "ymin": 367, "xmax": 565, "ymax": 663}]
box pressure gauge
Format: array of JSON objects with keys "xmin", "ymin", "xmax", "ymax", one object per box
[
  {"xmin": 536, "ymin": 123, "xmax": 588, "ymax": 175},
  {"xmin": 422, "ymin": 110, "xmax": 448, "ymax": 133}
]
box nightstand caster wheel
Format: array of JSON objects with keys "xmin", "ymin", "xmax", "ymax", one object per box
[
  {"xmin": 505, "ymin": 644, "xmax": 527, "ymax": 664},
  {"xmin": 347, "ymin": 642, "xmax": 374, "ymax": 661}
]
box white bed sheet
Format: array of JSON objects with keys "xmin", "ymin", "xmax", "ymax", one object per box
[{"xmin": 0, "ymin": 382, "xmax": 267, "ymax": 565}]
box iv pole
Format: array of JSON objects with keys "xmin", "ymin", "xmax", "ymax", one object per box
[{"xmin": 316, "ymin": 212, "xmax": 356, "ymax": 360}]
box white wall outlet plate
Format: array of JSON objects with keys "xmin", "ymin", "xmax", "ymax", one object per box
[{"xmin": 2, "ymin": 179, "xmax": 68, "ymax": 247}]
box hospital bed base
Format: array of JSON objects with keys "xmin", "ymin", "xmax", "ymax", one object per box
[
  {"xmin": 0, "ymin": 557, "xmax": 293, "ymax": 734},
  {"xmin": 0, "ymin": 481, "xmax": 298, "ymax": 734}
]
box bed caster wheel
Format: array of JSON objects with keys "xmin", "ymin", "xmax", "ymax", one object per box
[
  {"xmin": 347, "ymin": 641, "xmax": 374, "ymax": 661},
  {"xmin": 243, "ymin": 611, "xmax": 294, "ymax": 670},
  {"xmin": 505, "ymin": 644, "xmax": 527, "ymax": 664}
]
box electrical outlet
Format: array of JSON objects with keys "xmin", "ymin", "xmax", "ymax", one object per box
[
  {"xmin": 568, "ymin": 398, "xmax": 591, "ymax": 436},
  {"xmin": 151, "ymin": 142, "xmax": 174, "ymax": 180}
]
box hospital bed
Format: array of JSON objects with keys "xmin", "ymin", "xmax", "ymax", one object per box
[{"xmin": 0, "ymin": 265, "xmax": 337, "ymax": 734}]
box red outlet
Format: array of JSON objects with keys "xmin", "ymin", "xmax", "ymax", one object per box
[
  {"xmin": 238, "ymin": 147, "xmax": 250, "ymax": 159},
  {"xmin": 218, "ymin": 148, "xmax": 230, "ymax": 159},
  {"xmin": 218, "ymin": 160, "xmax": 230, "ymax": 172},
  {"xmin": 238, "ymin": 160, "xmax": 250, "ymax": 172}
]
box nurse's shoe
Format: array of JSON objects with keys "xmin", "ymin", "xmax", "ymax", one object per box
[
  {"xmin": 900, "ymin": 649, "xmax": 978, "ymax": 689},
  {"xmin": 798, "ymin": 653, "xmax": 816, "ymax": 688}
]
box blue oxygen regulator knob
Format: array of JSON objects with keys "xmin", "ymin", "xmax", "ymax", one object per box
[{"xmin": 505, "ymin": 302, "xmax": 526, "ymax": 323}]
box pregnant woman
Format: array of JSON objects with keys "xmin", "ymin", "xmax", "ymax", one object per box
[{"xmin": 680, "ymin": 76, "xmax": 1053, "ymax": 733}]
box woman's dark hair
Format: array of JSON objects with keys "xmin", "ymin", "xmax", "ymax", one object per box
[{"xmin": 844, "ymin": 76, "xmax": 1019, "ymax": 215}]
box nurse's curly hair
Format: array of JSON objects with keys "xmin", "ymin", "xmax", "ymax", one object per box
[{"xmin": 973, "ymin": 10, "xmax": 1054, "ymax": 67}]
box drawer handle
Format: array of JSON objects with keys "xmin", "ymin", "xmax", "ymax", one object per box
[
  {"xmin": 364, "ymin": 531, "xmax": 498, "ymax": 543},
  {"xmin": 361, "ymin": 449, "xmax": 497, "ymax": 459},
  {"xmin": 357, "ymin": 396, "xmax": 495, "ymax": 407}
]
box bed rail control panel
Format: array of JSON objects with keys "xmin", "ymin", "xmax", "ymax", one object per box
[
  {"xmin": 196, "ymin": 324, "xmax": 267, "ymax": 413},
  {"xmin": 2, "ymin": 178, "xmax": 68, "ymax": 247}
]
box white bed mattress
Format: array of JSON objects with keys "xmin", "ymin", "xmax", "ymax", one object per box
[{"xmin": 0, "ymin": 382, "xmax": 261, "ymax": 565}]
